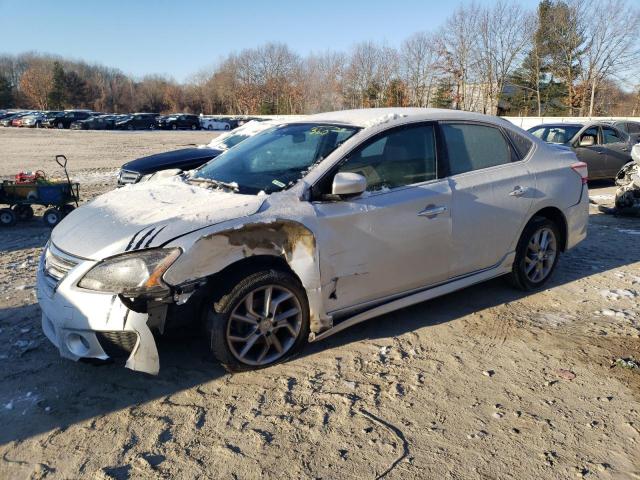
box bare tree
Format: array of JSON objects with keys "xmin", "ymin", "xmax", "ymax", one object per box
[
  {"xmin": 478, "ymin": 1, "xmax": 534, "ymax": 114},
  {"xmin": 19, "ymin": 61, "xmax": 52, "ymax": 109},
  {"xmin": 575, "ymin": 0, "xmax": 640, "ymax": 116},
  {"xmin": 400, "ymin": 32, "xmax": 439, "ymax": 107}
]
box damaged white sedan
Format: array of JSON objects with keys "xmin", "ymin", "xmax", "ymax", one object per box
[{"xmin": 37, "ymin": 108, "xmax": 589, "ymax": 374}]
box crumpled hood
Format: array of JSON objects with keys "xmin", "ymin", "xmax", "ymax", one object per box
[{"xmin": 51, "ymin": 177, "xmax": 265, "ymax": 259}]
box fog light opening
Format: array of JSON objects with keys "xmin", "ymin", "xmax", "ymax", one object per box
[{"xmin": 66, "ymin": 333, "xmax": 91, "ymax": 356}]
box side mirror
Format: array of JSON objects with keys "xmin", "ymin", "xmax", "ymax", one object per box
[
  {"xmin": 331, "ymin": 172, "xmax": 367, "ymax": 197},
  {"xmin": 579, "ymin": 135, "xmax": 595, "ymax": 147}
]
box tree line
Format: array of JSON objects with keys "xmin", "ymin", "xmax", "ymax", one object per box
[{"xmin": 1, "ymin": 0, "xmax": 639, "ymax": 117}]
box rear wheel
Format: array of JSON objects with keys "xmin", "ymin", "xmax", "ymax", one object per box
[
  {"xmin": 207, "ymin": 269, "xmax": 309, "ymax": 372},
  {"xmin": 56, "ymin": 122, "xmax": 64, "ymax": 129},
  {"xmin": 191, "ymin": 124, "xmax": 197, "ymax": 130},
  {"xmin": 0, "ymin": 208, "xmax": 16, "ymax": 226},
  {"xmin": 12, "ymin": 204, "xmax": 34, "ymax": 221},
  {"xmin": 43, "ymin": 208, "xmax": 63, "ymax": 227},
  {"xmin": 508, "ymin": 216, "xmax": 560, "ymax": 291}
]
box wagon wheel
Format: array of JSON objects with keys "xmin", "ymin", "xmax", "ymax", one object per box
[
  {"xmin": 0, "ymin": 208, "xmax": 16, "ymax": 227},
  {"xmin": 43, "ymin": 208, "xmax": 63, "ymax": 227},
  {"xmin": 12, "ymin": 204, "xmax": 34, "ymax": 221}
]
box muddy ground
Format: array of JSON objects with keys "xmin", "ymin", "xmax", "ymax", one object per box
[{"xmin": 0, "ymin": 128, "xmax": 638, "ymax": 480}]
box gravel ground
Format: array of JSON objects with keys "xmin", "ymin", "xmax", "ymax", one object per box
[{"xmin": 0, "ymin": 128, "xmax": 638, "ymax": 480}]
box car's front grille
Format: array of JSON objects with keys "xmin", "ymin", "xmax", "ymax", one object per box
[
  {"xmin": 118, "ymin": 169, "xmax": 141, "ymax": 185},
  {"xmin": 44, "ymin": 245, "xmax": 80, "ymax": 283},
  {"xmin": 96, "ymin": 331, "xmax": 139, "ymax": 358}
]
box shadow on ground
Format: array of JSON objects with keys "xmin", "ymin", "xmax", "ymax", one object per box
[{"xmin": 0, "ymin": 212, "xmax": 638, "ymax": 444}]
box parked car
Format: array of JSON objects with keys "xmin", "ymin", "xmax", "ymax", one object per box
[
  {"xmin": 114, "ymin": 113, "xmax": 159, "ymax": 130},
  {"xmin": 527, "ymin": 122, "xmax": 633, "ymax": 180},
  {"xmin": 0, "ymin": 112, "xmax": 32, "ymax": 127},
  {"xmin": 21, "ymin": 112, "xmax": 50, "ymax": 128},
  {"xmin": 42, "ymin": 110, "xmax": 94, "ymax": 129},
  {"xmin": 157, "ymin": 114, "xmax": 201, "ymax": 130},
  {"xmin": 117, "ymin": 120, "xmax": 280, "ymax": 185},
  {"xmin": 70, "ymin": 115, "xmax": 117, "ymax": 130},
  {"xmin": 38, "ymin": 108, "xmax": 588, "ymax": 374},
  {"xmin": 200, "ymin": 116, "xmax": 231, "ymax": 130},
  {"xmin": 602, "ymin": 120, "xmax": 640, "ymax": 145}
]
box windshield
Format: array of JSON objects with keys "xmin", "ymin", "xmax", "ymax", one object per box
[
  {"xmin": 193, "ymin": 123, "xmax": 359, "ymax": 194},
  {"xmin": 528, "ymin": 125, "xmax": 582, "ymax": 144},
  {"xmin": 217, "ymin": 134, "xmax": 249, "ymax": 150}
]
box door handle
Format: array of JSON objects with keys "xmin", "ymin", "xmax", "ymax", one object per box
[
  {"xmin": 509, "ymin": 186, "xmax": 528, "ymax": 197},
  {"xmin": 418, "ymin": 205, "xmax": 447, "ymax": 218}
]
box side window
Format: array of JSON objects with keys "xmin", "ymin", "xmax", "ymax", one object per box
[
  {"xmin": 627, "ymin": 123, "xmax": 640, "ymax": 134},
  {"xmin": 580, "ymin": 127, "xmax": 599, "ymax": 145},
  {"xmin": 505, "ymin": 129, "xmax": 533, "ymax": 159},
  {"xmin": 337, "ymin": 124, "xmax": 437, "ymax": 191},
  {"xmin": 603, "ymin": 127, "xmax": 624, "ymax": 144},
  {"xmin": 441, "ymin": 123, "xmax": 512, "ymax": 176}
]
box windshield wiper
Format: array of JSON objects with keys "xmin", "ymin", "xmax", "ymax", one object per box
[{"xmin": 189, "ymin": 177, "xmax": 239, "ymax": 192}]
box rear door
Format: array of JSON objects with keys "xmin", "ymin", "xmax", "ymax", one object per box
[
  {"xmin": 602, "ymin": 126, "xmax": 632, "ymax": 177},
  {"xmin": 439, "ymin": 122, "xmax": 535, "ymax": 278}
]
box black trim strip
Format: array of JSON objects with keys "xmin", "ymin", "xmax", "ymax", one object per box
[
  {"xmin": 144, "ymin": 225, "xmax": 166, "ymax": 248},
  {"xmin": 133, "ymin": 227, "xmax": 156, "ymax": 251},
  {"xmin": 125, "ymin": 227, "xmax": 146, "ymax": 252}
]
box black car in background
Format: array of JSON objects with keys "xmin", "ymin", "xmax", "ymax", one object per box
[
  {"xmin": 528, "ymin": 122, "xmax": 633, "ymax": 180},
  {"xmin": 157, "ymin": 114, "xmax": 201, "ymax": 130},
  {"xmin": 70, "ymin": 114, "xmax": 119, "ymax": 130},
  {"xmin": 114, "ymin": 113, "xmax": 159, "ymax": 130},
  {"xmin": 603, "ymin": 120, "xmax": 640, "ymax": 144},
  {"xmin": 42, "ymin": 110, "xmax": 94, "ymax": 129}
]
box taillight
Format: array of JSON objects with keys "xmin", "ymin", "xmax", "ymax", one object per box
[{"xmin": 571, "ymin": 161, "xmax": 588, "ymax": 184}]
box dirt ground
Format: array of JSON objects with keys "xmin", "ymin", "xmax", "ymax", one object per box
[{"xmin": 0, "ymin": 128, "xmax": 638, "ymax": 480}]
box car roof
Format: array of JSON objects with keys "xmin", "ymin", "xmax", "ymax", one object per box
[
  {"xmin": 305, "ymin": 107, "xmax": 514, "ymax": 128},
  {"xmin": 529, "ymin": 123, "xmax": 584, "ymax": 129}
]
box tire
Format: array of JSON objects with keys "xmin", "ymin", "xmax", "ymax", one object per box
[
  {"xmin": 57, "ymin": 122, "xmax": 64, "ymax": 129},
  {"xmin": 0, "ymin": 208, "xmax": 16, "ymax": 226},
  {"xmin": 207, "ymin": 269, "xmax": 310, "ymax": 372},
  {"xmin": 191, "ymin": 124, "xmax": 197, "ymax": 130},
  {"xmin": 61, "ymin": 204, "xmax": 75, "ymax": 216},
  {"xmin": 171, "ymin": 124, "xmax": 177, "ymax": 130},
  {"xmin": 207, "ymin": 125, "xmax": 214, "ymax": 131},
  {"xmin": 43, "ymin": 208, "xmax": 63, "ymax": 227},
  {"xmin": 508, "ymin": 216, "xmax": 561, "ymax": 291},
  {"xmin": 149, "ymin": 123, "xmax": 156, "ymax": 131},
  {"xmin": 12, "ymin": 204, "xmax": 34, "ymax": 221},
  {"xmin": 127, "ymin": 124, "xmax": 134, "ymax": 131},
  {"xmin": 224, "ymin": 124, "xmax": 230, "ymax": 130}
]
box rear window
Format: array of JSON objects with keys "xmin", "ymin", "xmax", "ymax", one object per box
[
  {"xmin": 505, "ymin": 129, "xmax": 533, "ymax": 159},
  {"xmin": 441, "ymin": 123, "xmax": 512, "ymax": 176}
]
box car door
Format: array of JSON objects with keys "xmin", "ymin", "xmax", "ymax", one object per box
[
  {"xmin": 602, "ymin": 126, "xmax": 632, "ymax": 177},
  {"xmin": 439, "ymin": 122, "xmax": 535, "ymax": 278},
  {"xmin": 312, "ymin": 122, "xmax": 452, "ymax": 313},
  {"xmin": 573, "ymin": 126, "xmax": 607, "ymax": 179}
]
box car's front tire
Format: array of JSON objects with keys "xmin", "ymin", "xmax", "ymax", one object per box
[
  {"xmin": 508, "ymin": 216, "xmax": 560, "ymax": 291},
  {"xmin": 206, "ymin": 269, "xmax": 310, "ymax": 372}
]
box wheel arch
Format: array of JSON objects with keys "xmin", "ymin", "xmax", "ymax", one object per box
[{"xmin": 526, "ymin": 206, "xmax": 568, "ymax": 251}]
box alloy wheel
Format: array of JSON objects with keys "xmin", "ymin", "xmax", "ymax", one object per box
[
  {"xmin": 524, "ymin": 226, "xmax": 557, "ymax": 283},
  {"xmin": 226, "ymin": 285, "xmax": 302, "ymax": 366}
]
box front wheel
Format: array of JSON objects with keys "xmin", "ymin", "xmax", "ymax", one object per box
[
  {"xmin": 57, "ymin": 122, "xmax": 64, "ymax": 129},
  {"xmin": 508, "ymin": 216, "xmax": 560, "ymax": 291},
  {"xmin": 207, "ymin": 270, "xmax": 310, "ymax": 372}
]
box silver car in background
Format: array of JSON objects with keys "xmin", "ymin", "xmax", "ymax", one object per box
[{"xmin": 37, "ymin": 108, "xmax": 588, "ymax": 374}]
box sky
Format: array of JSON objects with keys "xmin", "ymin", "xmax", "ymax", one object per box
[{"xmin": 1, "ymin": 0, "xmax": 541, "ymax": 82}]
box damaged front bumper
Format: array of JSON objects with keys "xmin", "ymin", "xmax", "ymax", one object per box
[{"xmin": 36, "ymin": 244, "xmax": 163, "ymax": 375}]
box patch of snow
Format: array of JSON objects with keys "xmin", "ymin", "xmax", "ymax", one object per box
[{"xmin": 362, "ymin": 112, "xmax": 408, "ymax": 128}]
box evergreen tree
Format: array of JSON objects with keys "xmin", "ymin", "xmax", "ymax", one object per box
[
  {"xmin": 48, "ymin": 61, "xmax": 66, "ymax": 109},
  {"xmin": 0, "ymin": 75, "xmax": 13, "ymax": 108},
  {"xmin": 64, "ymin": 71, "xmax": 88, "ymax": 108},
  {"xmin": 432, "ymin": 79, "xmax": 453, "ymax": 109}
]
